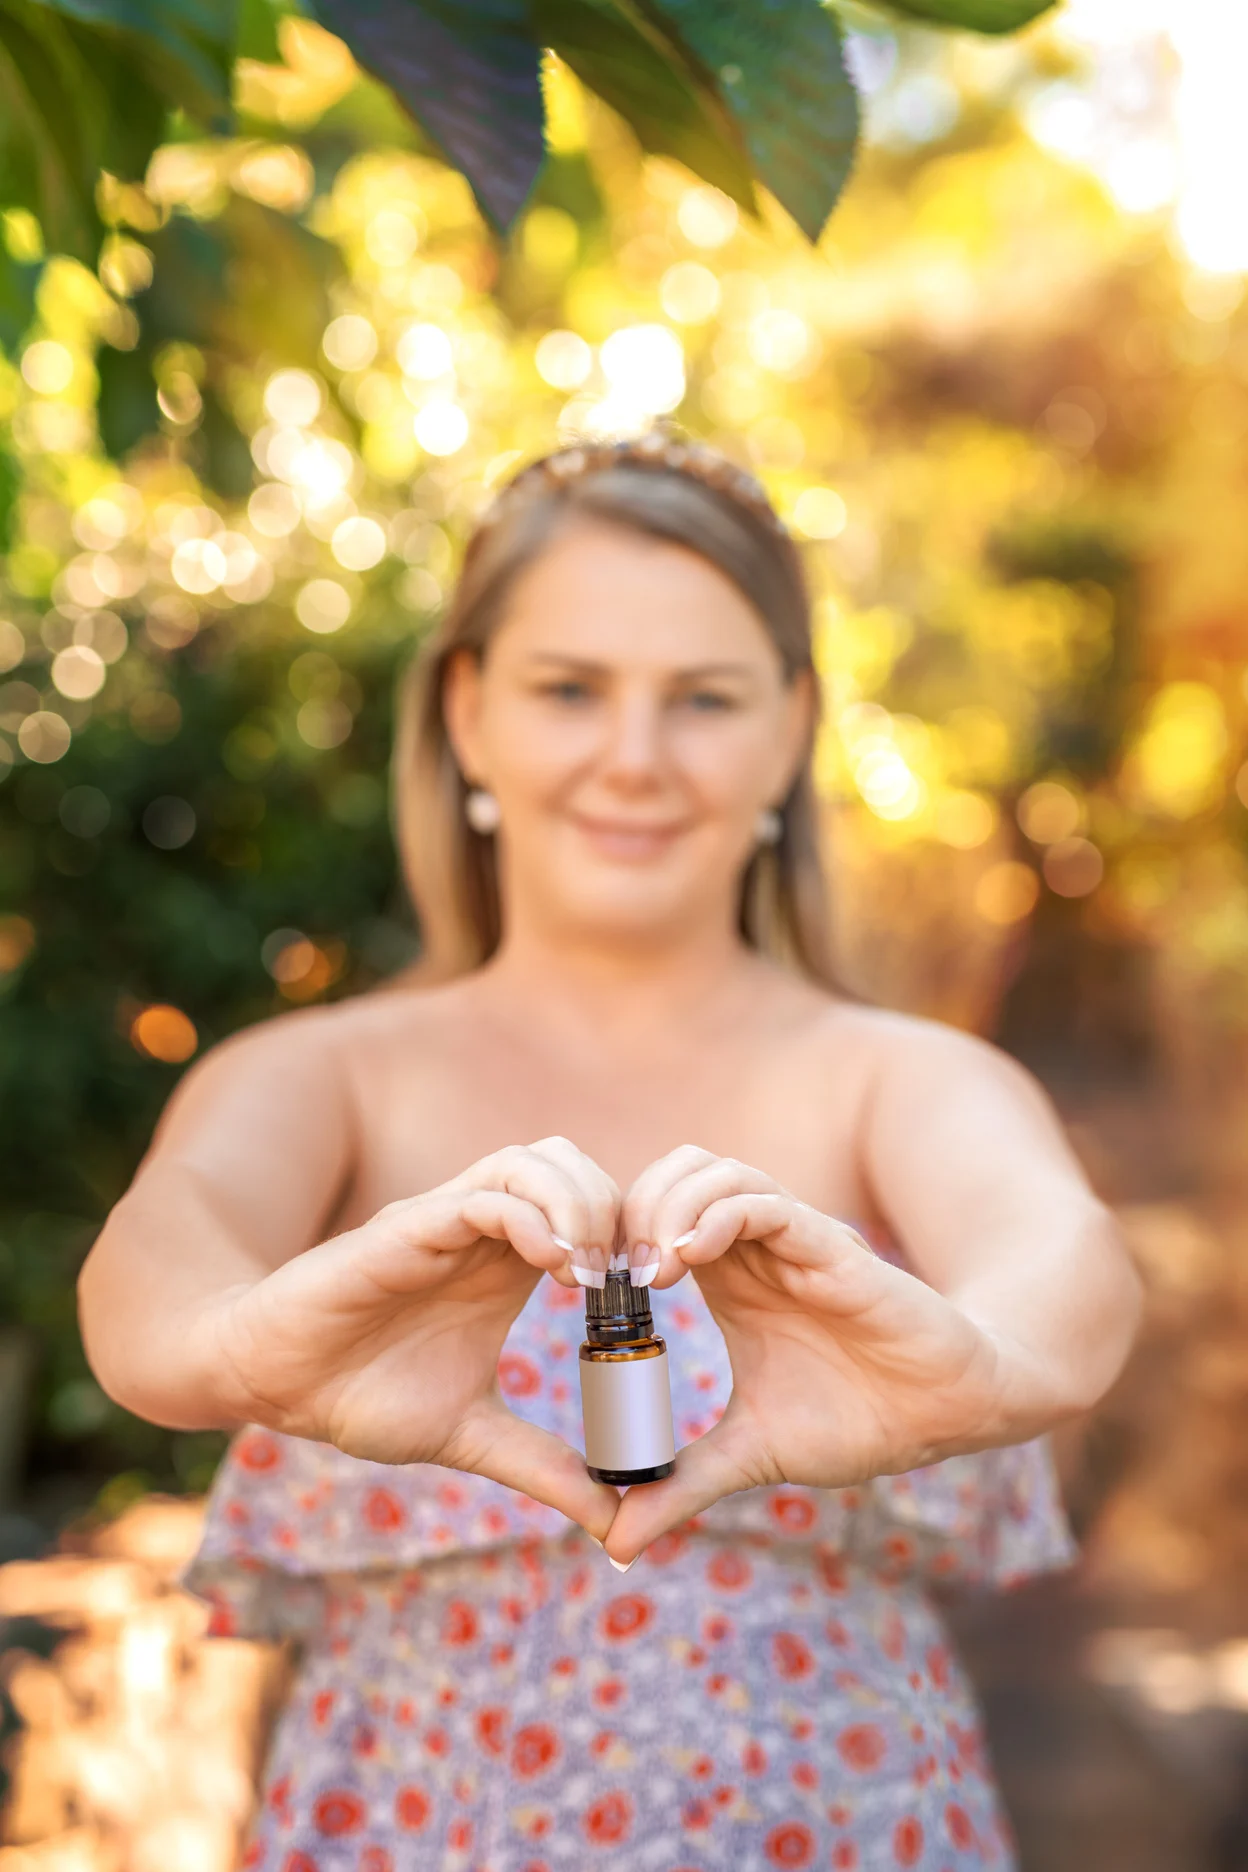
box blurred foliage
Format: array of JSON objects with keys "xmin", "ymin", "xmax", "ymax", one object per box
[{"xmin": 1, "ymin": 13, "xmax": 1247, "ymax": 1505}]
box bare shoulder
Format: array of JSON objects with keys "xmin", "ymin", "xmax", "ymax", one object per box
[
  {"xmin": 154, "ymin": 974, "xmax": 464, "ymax": 1141},
  {"xmin": 794, "ymin": 992, "xmax": 1044, "ymax": 1102}
]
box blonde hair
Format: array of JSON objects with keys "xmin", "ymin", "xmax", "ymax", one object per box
[{"xmin": 393, "ymin": 435, "xmax": 838, "ymax": 984}]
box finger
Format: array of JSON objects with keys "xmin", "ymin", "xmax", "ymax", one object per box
[
  {"xmin": 676, "ymin": 1195, "xmax": 878, "ymax": 1285},
  {"xmin": 526, "ymin": 1136, "xmax": 621, "ymax": 1285},
  {"xmin": 603, "ymin": 1410, "xmax": 770, "ymax": 1563},
  {"xmin": 447, "ymin": 1397, "xmax": 621, "ymax": 1543},
  {"xmin": 620, "ymin": 1144, "xmax": 719, "ymax": 1291},
  {"xmin": 370, "ymin": 1189, "xmax": 574, "ymax": 1286},
  {"xmin": 458, "ymin": 1148, "xmax": 603, "ymax": 1289},
  {"xmin": 651, "ymin": 1161, "xmax": 784, "ymax": 1261}
]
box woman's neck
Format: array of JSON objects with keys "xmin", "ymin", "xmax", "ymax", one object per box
[{"xmin": 477, "ymin": 917, "xmax": 774, "ymax": 1052}]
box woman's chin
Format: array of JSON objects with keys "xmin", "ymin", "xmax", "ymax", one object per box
[{"xmin": 554, "ymin": 877, "xmax": 706, "ymax": 942}]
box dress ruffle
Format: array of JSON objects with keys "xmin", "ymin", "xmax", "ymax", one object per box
[{"xmin": 182, "ymin": 1274, "xmax": 1074, "ymax": 1642}]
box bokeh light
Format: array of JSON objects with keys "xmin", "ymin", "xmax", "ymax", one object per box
[{"xmin": 130, "ymin": 1005, "xmax": 199, "ymax": 1063}]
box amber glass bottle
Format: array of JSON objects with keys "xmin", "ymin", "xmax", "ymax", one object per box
[{"xmin": 579, "ymin": 1270, "xmax": 677, "ymax": 1485}]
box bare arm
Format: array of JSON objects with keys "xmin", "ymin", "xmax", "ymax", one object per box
[
  {"xmin": 79, "ymin": 1009, "xmax": 624, "ymax": 1536},
  {"xmin": 861, "ymin": 1015, "xmax": 1142, "ymax": 1432},
  {"xmin": 79, "ymin": 1009, "xmax": 358, "ymax": 1429},
  {"xmin": 605, "ymin": 1014, "xmax": 1143, "ymax": 1559}
]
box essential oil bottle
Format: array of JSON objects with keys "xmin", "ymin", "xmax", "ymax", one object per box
[{"xmin": 579, "ymin": 1270, "xmax": 676, "ymax": 1485}]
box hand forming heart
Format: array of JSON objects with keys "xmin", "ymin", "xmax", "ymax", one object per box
[
  {"xmin": 210, "ymin": 1136, "xmax": 623, "ymax": 1541},
  {"xmin": 603, "ymin": 1144, "xmax": 1006, "ymax": 1564},
  {"xmin": 210, "ymin": 1135, "xmax": 1005, "ymax": 1559}
]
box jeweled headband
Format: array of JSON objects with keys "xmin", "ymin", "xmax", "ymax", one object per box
[{"xmin": 481, "ymin": 429, "xmax": 790, "ymax": 541}]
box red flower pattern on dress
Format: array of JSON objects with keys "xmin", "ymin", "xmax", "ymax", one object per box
[
  {"xmin": 773, "ymin": 1631, "xmax": 816, "ymax": 1681},
  {"xmin": 644, "ymin": 1530, "xmax": 689, "ymax": 1566},
  {"xmin": 394, "ymin": 1786, "xmax": 431, "ymax": 1831},
  {"xmin": 363, "ymin": 1488, "xmax": 406, "ymax": 1534},
  {"xmin": 203, "ymin": 1269, "xmax": 1070, "ymax": 1872},
  {"xmin": 838, "ymin": 1725, "xmax": 887, "ymax": 1772},
  {"xmin": 512, "ymin": 1723, "xmax": 561, "ymax": 1778},
  {"xmin": 236, "ymin": 1430, "xmax": 281, "ymax": 1471},
  {"xmin": 599, "ymin": 1593, "xmax": 653, "ymax": 1641},
  {"xmin": 311, "ymin": 1790, "xmax": 365, "ymax": 1836},
  {"xmin": 765, "ymin": 1821, "xmax": 816, "ymax": 1866},
  {"xmin": 497, "ymin": 1353, "xmax": 542, "ymax": 1398},
  {"xmin": 894, "ymin": 1816, "xmax": 924, "ymax": 1865},
  {"xmin": 928, "ymin": 1645, "xmax": 951, "ymax": 1691},
  {"xmin": 583, "ymin": 1790, "xmax": 632, "ymax": 1846},
  {"xmin": 769, "ymin": 1492, "xmax": 817, "ymax": 1534},
  {"xmin": 707, "ymin": 1549, "xmax": 752, "ymax": 1592},
  {"xmin": 947, "ymin": 1802, "xmax": 975, "ymax": 1848},
  {"xmin": 475, "ymin": 1706, "xmax": 508, "ymax": 1756},
  {"xmin": 441, "ymin": 1600, "xmax": 479, "ymax": 1646}
]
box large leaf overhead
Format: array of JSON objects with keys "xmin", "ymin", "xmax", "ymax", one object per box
[
  {"xmin": 0, "ymin": 0, "xmax": 1064, "ymax": 286},
  {"xmin": 309, "ymin": 0, "xmax": 546, "ymax": 234},
  {"xmin": 645, "ymin": 0, "xmax": 858, "ymax": 241},
  {"xmin": 37, "ymin": 0, "xmax": 235, "ymax": 117},
  {"xmin": 877, "ymin": 0, "xmax": 1057, "ymax": 31},
  {"xmin": 535, "ymin": 0, "xmax": 756, "ymax": 211},
  {"xmin": 0, "ymin": 0, "xmax": 231, "ymax": 259}
]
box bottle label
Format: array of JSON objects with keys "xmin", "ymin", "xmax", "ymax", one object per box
[{"xmin": 580, "ymin": 1350, "xmax": 676, "ymax": 1472}]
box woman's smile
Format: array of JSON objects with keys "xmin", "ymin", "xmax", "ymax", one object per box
[{"xmin": 566, "ymin": 811, "xmax": 690, "ymax": 863}]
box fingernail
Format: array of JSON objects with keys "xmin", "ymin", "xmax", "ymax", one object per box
[
  {"xmin": 672, "ymin": 1231, "xmax": 695, "ymax": 1249},
  {"xmin": 630, "ymin": 1252, "xmax": 660, "ymax": 1288},
  {"xmin": 551, "ymin": 1235, "xmax": 576, "ymax": 1257},
  {"xmin": 572, "ymin": 1264, "xmax": 607, "ymax": 1290},
  {"xmin": 607, "ymin": 1555, "xmax": 636, "ymax": 1573},
  {"xmin": 608, "ymin": 1250, "xmax": 629, "ymax": 1274}
]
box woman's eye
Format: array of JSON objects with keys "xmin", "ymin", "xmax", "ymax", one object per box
[
  {"xmin": 543, "ymin": 680, "xmax": 593, "ymax": 704},
  {"xmin": 682, "ymin": 690, "xmax": 735, "ymax": 712}
]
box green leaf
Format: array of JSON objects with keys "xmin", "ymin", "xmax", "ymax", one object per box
[
  {"xmin": 0, "ymin": 240, "xmax": 39, "ymax": 348},
  {"xmin": 645, "ymin": 0, "xmax": 858, "ymax": 241},
  {"xmin": 536, "ymin": 0, "xmax": 756, "ymax": 212},
  {"xmin": 309, "ymin": 0, "xmax": 545, "ymax": 232},
  {"xmin": 31, "ymin": 0, "xmax": 235, "ymax": 117},
  {"xmin": 0, "ymin": 3, "xmax": 108, "ymax": 257},
  {"xmin": 871, "ymin": 0, "xmax": 1057, "ymax": 31},
  {"xmin": 0, "ymin": 431, "xmax": 19, "ymax": 548},
  {"xmin": 235, "ymin": 0, "xmax": 284, "ymax": 62},
  {"xmin": 0, "ymin": 0, "xmax": 235, "ymax": 263}
]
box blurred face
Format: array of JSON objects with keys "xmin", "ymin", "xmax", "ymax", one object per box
[{"xmin": 445, "ymin": 520, "xmax": 811, "ymax": 947}]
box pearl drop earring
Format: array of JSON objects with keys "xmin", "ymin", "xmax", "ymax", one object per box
[
  {"xmin": 465, "ymin": 788, "xmax": 501, "ymax": 834},
  {"xmin": 755, "ymin": 807, "xmax": 783, "ymax": 846}
]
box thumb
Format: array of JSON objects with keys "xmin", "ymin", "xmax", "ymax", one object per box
[
  {"xmin": 603, "ymin": 1406, "xmax": 769, "ymax": 1564},
  {"xmin": 448, "ymin": 1397, "xmax": 621, "ymax": 1544}
]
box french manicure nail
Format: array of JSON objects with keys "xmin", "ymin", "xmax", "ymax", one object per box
[
  {"xmin": 672, "ymin": 1231, "xmax": 695, "ymax": 1249},
  {"xmin": 551, "ymin": 1235, "xmax": 576, "ymax": 1256},
  {"xmin": 609, "ymin": 1250, "xmax": 629, "ymax": 1273},
  {"xmin": 607, "ymin": 1555, "xmax": 636, "ymax": 1573},
  {"xmin": 630, "ymin": 1260, "xmax": 660, "ymax": 1288},
  {"xmin": 572, "ymin": 1264, "xmax": 607, "ymax": 1290}
]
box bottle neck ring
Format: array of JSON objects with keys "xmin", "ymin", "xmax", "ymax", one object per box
[{"xmin": 584, "ymin": 1270, "xmax": 656, "ymax": 1346}]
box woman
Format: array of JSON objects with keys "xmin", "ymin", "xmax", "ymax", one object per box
[{"xmin": 80, "ymin": 433, "xmax": 1140, "ymax": 1872}]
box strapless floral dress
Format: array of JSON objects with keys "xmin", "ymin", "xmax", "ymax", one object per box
[{"xmin": 184, "ymin": 1246, "xmax": 1074, "ymax": 1872}]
